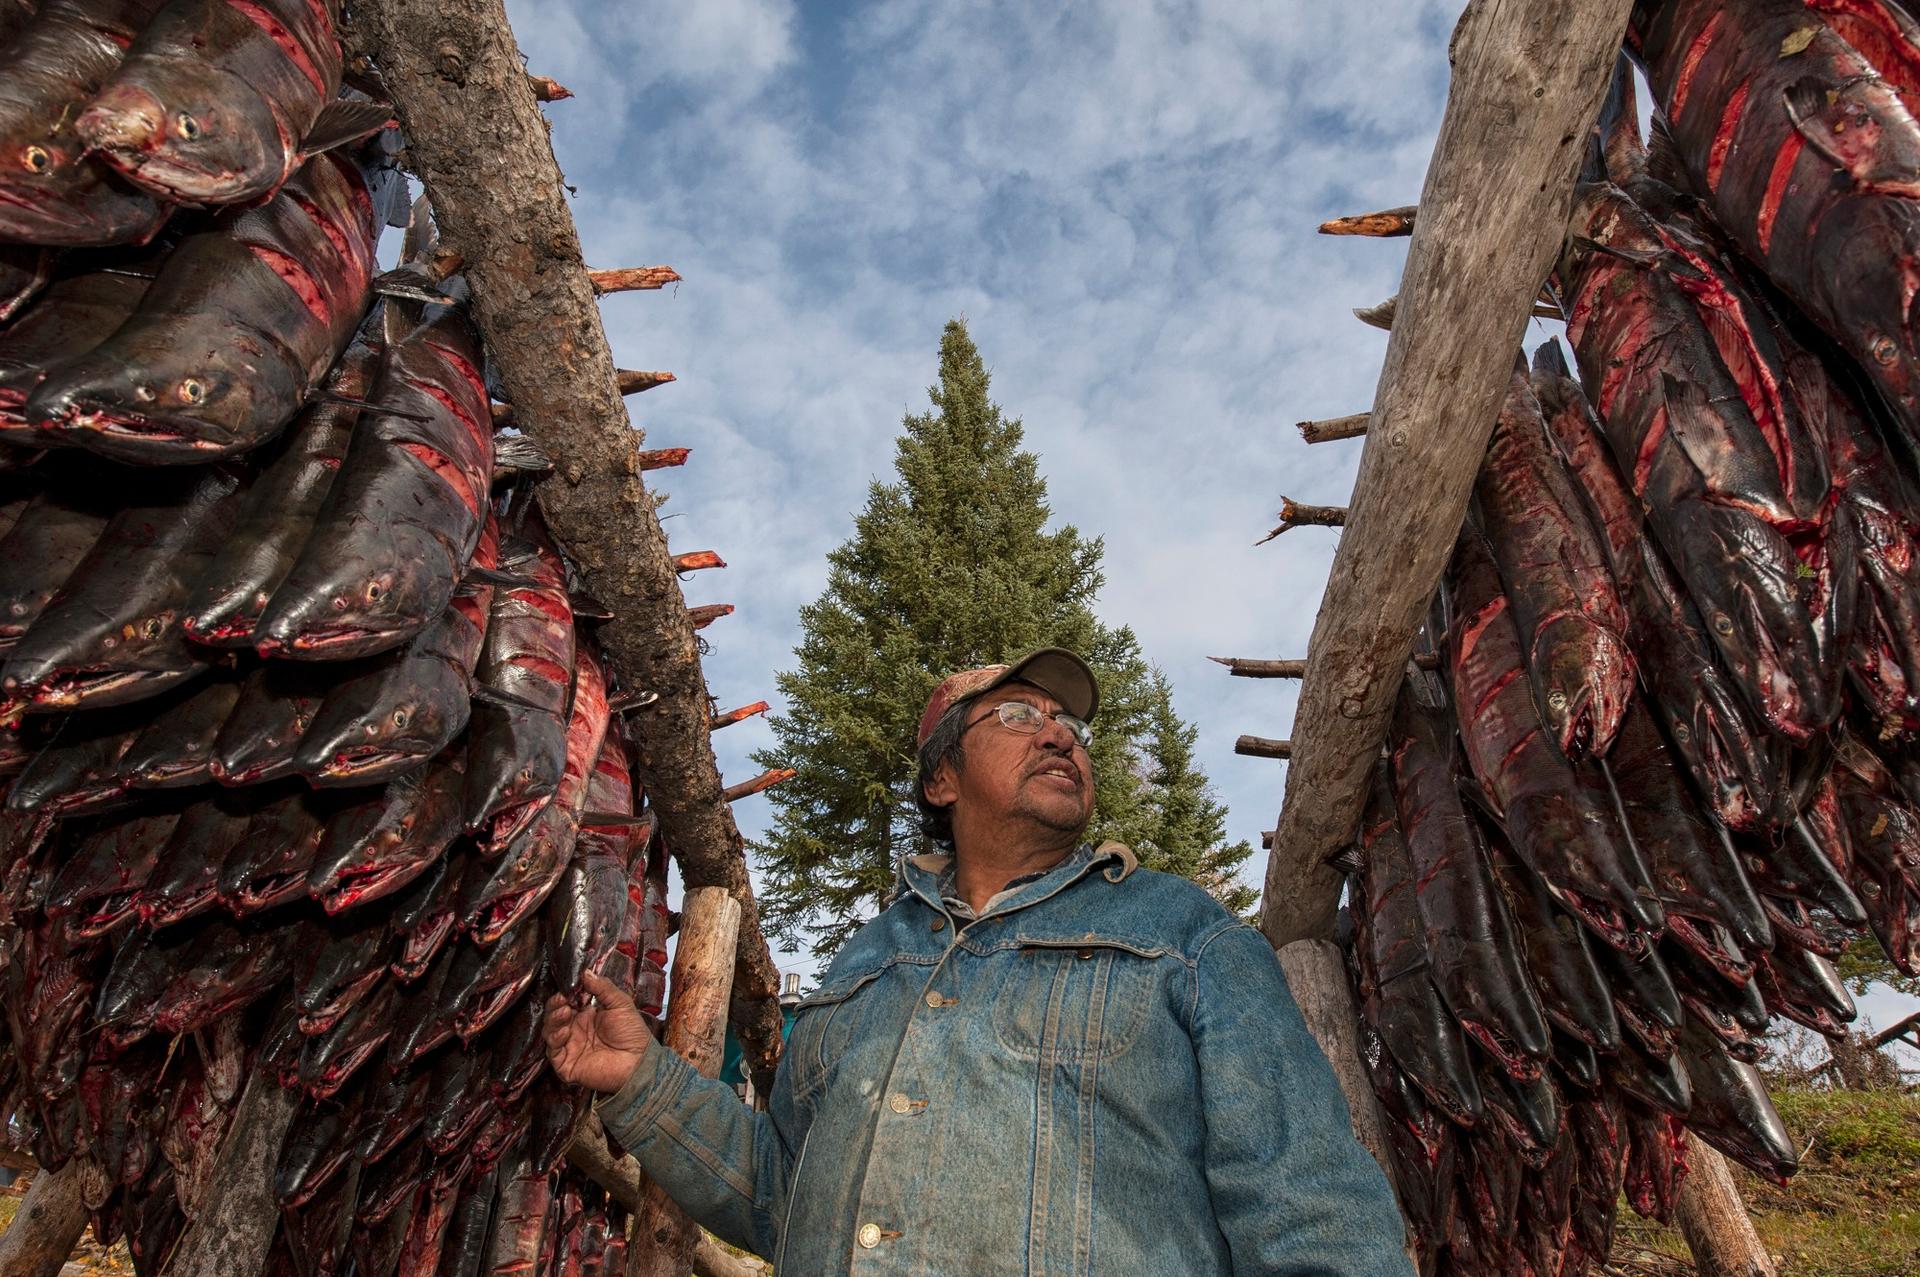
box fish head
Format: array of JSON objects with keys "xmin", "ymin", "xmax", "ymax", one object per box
[
  {"xmin": 28, "ymin": 321, "xmax": 302, "ymax": 459},
  {"xmin": 77, "ymin": 71, "xmax": 289, "ymax": 206},
  {"xmin": 1530, "ymin": 616, "xmax": 1633, "ymax": 759},
  {"xmin": 297, "ymin": 668, "xmax": 466, "ymax": 784},
  {"xmin": 465, "ymin": 706, "xmax": 566, "ymax": 841},
  {"xmin": 256, "ymin": 526, "xmax": 452, "ymax": 659},
  {"xmin": 0, "ymin": 122, "xmax": 163, "ymax": 246},
  {"xmin": 1667, "ymin": 502, "xmax": 1836, "ymax": 743},
  {"xmin": 464, "ymin": 807, "xmax": 570, "ymax": 942}
]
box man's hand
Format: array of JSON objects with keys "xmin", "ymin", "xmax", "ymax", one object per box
[{"xmin": 544, "ymin": 971, "xmax": 655, "ymax": 1093}]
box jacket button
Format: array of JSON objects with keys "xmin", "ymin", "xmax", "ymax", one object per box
[
  {"xmin": 924, "ymin": 991, "xmax": 943, "ymax": 1008},
  {"xmin": 930, "ymin": 916, "xmax": 946, "ymax": 931},
  {"xmin": 858, "ymin": 1223, "xmax": 883, "ymax": 1249},
  {"xmin": 888, "ymin": 1092, "xmax": 912, "ymax": 1113}
]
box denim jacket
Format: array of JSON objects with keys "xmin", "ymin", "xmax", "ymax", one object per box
[{"xmin": 597, "ymin": 842, "xmax": 1413, "ymax": 1276}]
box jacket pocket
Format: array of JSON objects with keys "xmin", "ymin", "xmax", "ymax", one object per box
[
  {"xmin": 784, "ymin": 966, "xmax": 885, "ymax": 1099},
  {"xmin": 990, "ymin": 939, "xmax": 1164, "ymax": 1063}
]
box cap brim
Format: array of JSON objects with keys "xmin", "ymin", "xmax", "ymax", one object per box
[{"xmin": 970, "ymin": 647, "xmax": 1099, "ymax": 723}]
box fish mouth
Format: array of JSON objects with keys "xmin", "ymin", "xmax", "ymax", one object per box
[
  {"xmin": 225, "ymin": 871, "xmax": 308, "ymax": 916},
  {"xmin": 255, "ymin": 625, "xmax": 407, "ymax": 658},
  {"xmin": 1759, "ymin": 895, "xmax": 1847, "ymax": 956},
  {"xmin": 480, "ymin": 796, "xmax": 548, "ymax": 851},
  {"xmin": 16, "ymin": 666, "xmax": 179, "ymax": 711},
  {"xmin": 467, "ymin": 892, "xmax": 536, "ymax": 944},
  {"xmin": 1457, "ymin": 1020, "xmax": 1543, "ymax": 1080},
  {"xmin": 46, "ymin": 401, "xmax": 223, "ymax": 446},
  {"xmin": 309, "ymin": 742, "xmax": 424, "ymax": 784},
  {"xmin": 66, "ymin": 893, "xmax": 141, "ymax": 940},
  {"xmin": 1540, "ymin": 879, "xmax": 1651, "ymax": 954},
  {"xmin": 316, "ymin": 858, "xmax": 432, "ymax": 914},
  {"xmin": 1664, "ymin": 913, "xmax": 1756, "ymax": 983}
]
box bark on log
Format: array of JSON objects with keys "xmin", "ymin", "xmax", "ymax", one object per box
[
  {"xmin": 351, "ymin": 0, "xmax": 785, "ymax": 1097},
  {"xmin": 0, "ymin": 1159, "xmax": 90, "ymax": 1277},
  {"xmin": 1319, "ymin": 206, "xmax": 1417, "ymax": 238},
  {"xmin": 1673, "ymin": 1135, "xmax": 1778, "ymax": 1277},
  {"xmin": 1235, "ymin": 735, "xmax": 1293, "ymax": 760},
  {"xmin": 1256, "ymin": 498, "xmax": 1348, "ymax": 545},
  {"xmin": 687, "ymin": 604, "xmax": 734, "ymax": 631},
  {"xmin": 161, "ymin": 1067, "xmax": 299, "ymax": 1277},
  {"xmin": 1356, "ymin": 292, "xmax": 1563, "ymax": 331},
  {"xmin": 490, "ymin": 370, "xmax": 676, "ymax": 428},
  {"xmin": 710, "ymin": 701, "xmax": 770, "ymax": 732},
  {"xmin": 526, "ymin": 73, "xmax": 572, "ymax": 101},
  {"xmin": 1298, "ymin": 413, "xmax": 1371, "ymax": 444},
  {"xmin": 627, "ymin": 887, "xmax": 743, "ymax": 1277},
  {"xmin": 1258, "ymin": 0, "xmax": 1634, "ymax": 949},
  {"xmin": 722, "ymin": 768, "xmax": 795, "ymax": 803},
  {"xmin": 1274, "ymin": 940, "xmax": 1415, "ymax": 1265}
]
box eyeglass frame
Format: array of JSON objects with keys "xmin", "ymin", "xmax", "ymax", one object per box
[{"xmin": 958, "ymin": 698, "xmax": 1094, "ymax": 749}]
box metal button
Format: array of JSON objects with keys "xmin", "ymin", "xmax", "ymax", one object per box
[
  {"xmin": 858, "ymin": 1223, "xmax": 882, "ymax": 1249},
  {"xmin": 930, "ymin": 916, "xmax": 946, "ymax": 932},
  {"xmin": 1076, "ymin": 948, "xmax": 1093, "ymax": 959},
  {"xmin": 888, "ymin": 1092, "xmax": 912, "ymax": 1113},
  {"xmin": 925, "ymin": 990, "xmax": 943, "ymax": 1008}
]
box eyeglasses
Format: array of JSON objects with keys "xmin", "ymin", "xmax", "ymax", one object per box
[{"xmin": 962, "ymin": 700, "xmax": 1093, "ymax": 749}]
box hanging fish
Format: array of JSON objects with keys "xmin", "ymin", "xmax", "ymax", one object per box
[
  {"xmin": 440, "ymin": 919, "xmax": 542, "ymax": 1044},
  {"xmin": 114, "ymin": 671, "xmax": 242, "ymax": 790},
  {"xmin": 304, "ymin": 748, "xmax": 467, "ymax": 914},
  {"xmin": 0, "ymin": 252, "xmax": 157, "ymax": 450},
  {"xmin": 136, "ymin": 788, "xmax": 258, "ymax": 926},
  {"xmin": 26, "ymin": 149, "xmax": 384, "ymax": 462},
  {"xmin": 547, "ymin": 727, "xmax": 648, "ymax": 999},
  {"xmin": 0, "ymin": 0, "xmax": 170, "ymax": 248},
  {"xmin": 208, "ymin": 659, "xmax": 334, "ymax": 786},
  {"xmin": 45, "ymin": 804, "xmax": 183, "ymax": 940},
  {"xmin": 254, "ymin": 280, "xmax": 494, "ymax": 659},
  {"xmin": 0, "ymin": 479, "xmax": 115, "ymax": 656},
  {"xmin": 1674, "ymin": 1011, "xmax": 1797, "ymax": 1182},
  {"xmin": 216, "ymin": 786, "xmax": 336, "ymax": 915},
  {"xmin": 76, "ymin": 0, "xmax": 389, "ymax": 208}
]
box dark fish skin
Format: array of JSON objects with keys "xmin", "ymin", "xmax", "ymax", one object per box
[
  {"xmin": 1753, "ymin": 937, "xmax": 1857, "ymax": 1036},
  {"xmin": 386, "ymin": 938, "xmax": 458, "ymax": 1068},
  {"xmin": 442, "ymin": 919, "xmax": 543, "ymax": 1046},
  {"xmin": 0, "ymin": 256, "xmax": 155, "ymax": 449},
  {"xmin": 1531, "ymin": 340, "xmax": 1642, "ymax": 585},
  {"xmin": 527, "ymin": 1076, "xmax": 581, "ymax": 1177},
  {"xmin": 1448, "ymin": 531, "xmax": 1665, "ymax": 948},
  {"xmin": 350, "ymin": 1170, "xmax": 419, "ymax": 1277},
  {"xmin": 162, "ymin": 1026, "xmax": 243, "ymax": 1214},
  {"xmin": 1360, "ymin": 1032, "xmax": 1458, "ymax": 1248},
  {"xmin": 208, "ymin": 660, "xmax": 333, "ymax": 786},
  {"xmin": 1675, "ymin": 1012, "xmax": 1797, "ymax": 1183},
  {"xmin": 92, "ymin": 923, "xmax": 175, "ymax": 1050},
  {"xmin": 467, "ymin": 1096, "xmax": 523, "ymax": 1176},
  {"xmin": 356, "ymin": 1066, "xmax": 431, "ymax": 1167},
  {"xmin": 1630, "ymin": 0, "xmax": 1920, "ymax": 442},
  {"xmin": 1385, "ymin": 676, "xmax": 1551, "ymax": 1077},
  {"xmin": 390, "ymin": 850, "xmax": 465, "ymax": 982},
  {"xmin": 1805, "ymin": 0, "xmax": 1920, "ymax": 116},
  {"xmin": 1831, "ymin": 731, "xmax": 1920, "ymax": 974},
  {"xmin": 79, "ymin": 1036, "xmax": 168, "ymax": 1185},
  {"xmin": 0, "ymin": 483, "xmax": 113, "ymax": 654},
  {"xmin": 136, "ymin": 788, "xmax": 257, "ymax": 926},
  {"xmin": 182, "ymin": 344, "xmax": 372, "ymax": 648},
  {"xmin": 635, "ymin": 838, "xmax": 671, "ymax": 1018},
  {"xmin": 216, "ymin": 785, "xmax": 334, "ymax": 916},
  {"xmin": 0, "ymin": 245, "xmax": 53, "ymax": 321},
  {"xmin": 254, "ymin": 289, "xmax": 494, "ymax": 660},
  {"xmin": 293, "ymin": 905, "xmax": 392, "ymax": 1036},
  {"xmin": 438, "ymin": 1165, "xmax": 501, "ymax": 1277},
  {"xmin": 1484, "ymin": 824, "xmax": 1622, "ymax": 1053},
  {"xmin": 1741, "ymin": 818, "xmax": 1868, "ymax": 928},
  {"xmin": 355, "ymin": 1139, "xmax": 427, "ymax": 1229},
  {"xmin": 423, "ymin": 1047, "xmax": 497, "ymax": 1156},
  {"xmin": 548, "ymin": 728, "xmax": 642, "ymax": 998},
  {"xmin": 1353, "ymin": 765, "xmax": 1483, "ymax": 1127},
  {"xmin": 296, "ymin": 975, "xmax": 397, "ymax": 1099},
  {"xmin": 393, "ymin": 1154, "xmax": 468, "ymax": 1276},
  {"xmin": 293, "ymin": 513, "xmax": 499, "ymax": 786},
  {"xmin": 115, "ymin": 672, "xmax": 241, "ymax": 790},
  {"xmin": 149, "ymin": 916, "xmax": 298, "ymax": 1036},
  {"xmin": 1621, "ymin": 1100, "xmax": 1689, "ymax": 1223},
  {"xmin": 1601, "ymin": 697, "xmax": 1771, "ymax": 964},
  {"xmin": 1472, "ymin": 364, "xmax": 1634, "ymax": 759},
  {"xmin": 484, "ymin": 988, "xmax": 549, "ymax": 1107},
  {"xmin": 274, "ymin": 1084, "xmax": 368, "ymax": 1209},
  {"xmin": 481, "ymin": 1138, "xmax": 554, "ymax": 1277},
  {"xmin": 47, "ymin": 805, "xmax": 183, "ymax": 940},
  {"xmin": 1593, "ymin": 939, "xmax": 1687, "ymax": 1059},
  {"xmin": 280, "ymin": 1156, "xmax": 360, "ymax": 1277},
  {"xmin": 76, "ymin": 0, "xmax": 346, "ymax": 206},
  {"xmin": 3, "ymin": 468, "xmax": 240, "ymax": 712},
  {"xmin": 0, "ymin": 0, "xmax": 169, "ymax": 248},
  {"xmin": 1613, "ymin": 1036, "xmax": 1694, "ymax": 1120},
  {"xmin": 7, "ymin": 698, "xmax": 155, "ymax": 816},
  {"xmin": 5, "ymin": 921, "xmax": 100, "ymax": 1100},
  {"xmin": 1664, "ymin": 937, "xmax": 1769, "ymax": 1063},
  {"xmin": 124, "ymin": 1166, "xmax": 186, "ymax": 1275},
  {"xmin": 465, "ymin": 533, "xmax": 574, "ymax": 841},
  {"xmin": 1476, "ymin": 1053, "xmax": 1560, "ymax": 1169},
  {"xmin": 304, "ymin": 748, "xmax": 466, "ymax": 914},
  {"xmin": 463, "ymin": 648, "xmax": 609, "ymax": 943},
  {"xmin": 27, "ymin": 151, "xmax": 380, "ymax": 463}
]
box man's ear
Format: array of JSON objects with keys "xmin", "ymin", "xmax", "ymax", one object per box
[{"xmin": 922, "ymin": 760, "xmax": 959, "ymax": 809}]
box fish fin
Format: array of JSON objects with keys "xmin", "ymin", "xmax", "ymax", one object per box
[
  {"xmin": 1325, "ymin": 846, "xmax": 1363, "ymax": 876},
  {"xmin": 569, "ymin": 591, "xmax": 612, "ymax": 620},
  {"xmin": 607, "ymin": 690, "xmax": 660, "ymax": 714},
  {"xmin": 491, "ymin": 434, "xmax": 551, "ymax": 474},
  {"xmin": 304, "ymin": 389, "xmax": 433, "ymax": 423},
  {"xmin": 303, "ymin": 99, "xmax": 396, "ymax": 157},
  {"xmin": 1599, "ymin": 54, "xmax": 1647, "ymax": 183},
  {"xmin": 400, "ymin": 194, "xmax": 435, "ymax": 261},
  {"xmin": 1645, "ymin": 113, "xmax": 1688, "ymax": 189},
  {"xmin": 1658, "ymin": 373, "xmax": 1726, "ymax": 477},
  {"xmin": 1531, "ymin": 338, "xmax": 1573, "ymax": 382},
  {"xmin": 1782, "ymin": 79, "xmax": 1858, "ymax": 178},
  {"xmin": 462, "ymin": 565, "xmax": 538, "ymax": 589},
  {"xmin": 1570, "ymin": 236, "xmax": 1664, "ymax": 270},
  {"xmin": 577, "ymin": 811, "xmax": 655, "ymax": 827},
  {"xmin": 471, "ymin": 685, "xmax": 549, "ymax": 713},
  {"xmin": 370, "ymin": 268, "xmax": 455, "ymax": 306},
  {"xmin": 1455, "ymin": 774, "xmax": 1506, "ymax": 828}
]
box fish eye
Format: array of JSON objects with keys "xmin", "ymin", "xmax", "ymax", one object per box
[
  {"xmin": 142, "ymin": 618, "xmax": 163, "ymax": 639},
  {"xmin": 179, "ymin": 379, "xmax": 206, "ymax": 404},
  {"xmin": 1671, "ymin": 723, "xmax": 1690, "ymax": 743},
  {"xmin": 1871, "ymin": 334, "xmax": 1899, "ymax": 366},
  {"xmin": 1711, "ymin": 613, "xmax": 1735, "ymax": 637},
  {"xmin": 391, "ymin": 708, "xmax": 409, "ymax": 729},
  {"xmin": 1545, "ymin": 689, "xmax": 1568, "ymax": 713},
  {"xmin": 365, "ymin": 580, "xmax": 384, "ymax": 603},
  {"xmin": 175, "ymin": 113, "xmax": 201, "ymax": 141},
  {"xmin": 21, "ymin": 146, "xmax": 49, "ymax": 174}
]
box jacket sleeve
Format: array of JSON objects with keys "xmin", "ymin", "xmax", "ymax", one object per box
[
  {"xmin": 1192, "ymin": 923, "xmax": 1415, "ymax": 1277},
  {"xmin": 595, "ymin": 1036, "xmax": 805, "ymax": 1260}
]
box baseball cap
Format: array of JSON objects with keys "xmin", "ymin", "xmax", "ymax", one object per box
[{"xmin": 916, "ymin": 647, "xmax": 1100, "ymax": 747}]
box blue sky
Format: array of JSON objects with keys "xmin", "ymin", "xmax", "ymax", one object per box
[{"xmin": 502, "ymin": 0, "xmax": 1917, "ymax": 1055}]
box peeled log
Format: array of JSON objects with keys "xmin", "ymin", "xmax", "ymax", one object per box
[
  {"xmin": 1320, "ymin": 206, "xmax": 1417, "ymax": 237},
  {"xmin": 625, "ymin": 887, "xmax": 742, "ymax": 1277},
  {"xmin": 711, "ymin": 701, "xmax": 770, "ymax": 731},
  {"xmin": 526, "ymin": 73, "xmax": 572, "ymax": 101},
  {"xmin": 637, "ymin": 448, "xmax": 690, "ymax": 471},
  {"xmin": 158, "ymin": 1063, "xmax": 300, "ymax": 1277},
  {"xmin": 1299, "ymin": 413, "xmax": 1371, "ymax": 444},
  {"xmin": 589, "ymin": 266, "xmax": 682, "ymax": 295},
  {"xmin": 0, "ymin": 1159, "xmax": 90, "ymax": 1277},
  {"xmin": 671, "ymin": 550, "xmax": 725, "ymax": 573},
  {"xmin": 687, "ymin": 604, "xmax": 734, "ymax": 631},
  {"xmin": 1674, "ymin": 1135, "xmax": 1778, "ymax": 1277},
  {"xmin": 1235, "ymin": 735, "xmax": 1294, "ymax": 760},
  {"xmin": 1257, "ymin": 498, "xmax": 1348, "ymax": 545},
  {"xmin": 348, "ymin": 0, "xmax": 786, "ymax": 1096}
]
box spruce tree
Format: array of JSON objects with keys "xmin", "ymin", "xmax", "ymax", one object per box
[
  {"xmin": 1129, "ymin": 670, "xmax": 1259, "ymax": 918},
  {"xmin": 753, "ymin": 320, "xmax": 1252, "ymax": 955}
]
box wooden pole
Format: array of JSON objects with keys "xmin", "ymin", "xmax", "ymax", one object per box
[
  {"xmin": 161, "ymin": 1065, "xmax": 300, "ymax": 1277},
  {"xmin": 0, "ymin": 1159, "xmax": 90, "ymax": 1277},
  {"xmin": 1235, "ymin": 736, "xmax": 1293, "ymax": 760},
  {"xmin": 1256, "ymin": 0, "xmax": 1633, "ymax": 950},
  {"xmin": 1298, "ymin": 413, "xmax": 1371, "ymax": 444},
  {"xmin": 626, "ymin": 886, "xmax": 742, "ymax": 1277},
  {"xmin": 1255, "ymin": 498, "xmax": 1348, "ymax": 545},
  {"xmin": 1319, "ymin": 206, "xmax": 1417, "ymax": 238},
  {"xmin": 350, "ymin": 0, "xmax": 786, "ymax": 1095},
  {"xmin": 1672, "ymin": 1135, "xmax": 1778, "ymax": 1277}
]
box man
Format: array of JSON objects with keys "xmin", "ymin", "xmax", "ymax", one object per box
[{"xmin": 545, "ymin": 647, "xmax": 1411, "ymax": 1275}]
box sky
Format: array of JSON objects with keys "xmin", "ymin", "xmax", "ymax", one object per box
[{"xmin": 500, "ymin": 0, "xmax": 1918, "ymax": 1056}]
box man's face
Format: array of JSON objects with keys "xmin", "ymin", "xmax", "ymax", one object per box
[{"xmin": 924, "ymin": 681, "xmax": 1094, "ymax": 839}]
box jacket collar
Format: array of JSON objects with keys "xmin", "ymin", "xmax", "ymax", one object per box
[{"xmin": 900, "ymin": 840, "xmax": 1137, "ymax": 921}]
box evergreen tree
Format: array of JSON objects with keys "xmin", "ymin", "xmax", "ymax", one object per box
[
  {"xmin": 753, "ymin": 320, "xmax": 1253, "ymax": 955},
  {"xmin": 1127, "ymin": 670, "xmax": 1259, "ymax": 918}
]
